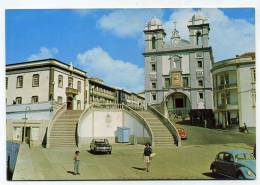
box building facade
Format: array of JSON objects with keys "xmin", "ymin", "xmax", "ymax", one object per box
[
  {"xmin": 144, "ymin": 13, "xmax": 214, "ymax": 118},
  {"xmin": 116, "ymin": 89, "xmax": 145, "ymax": 109},
  {"xmin": 6, "ymin": 59, "xmax": 146, "ymax": 146},
  {"xmin": 6, "ymin": 59, "xmax": 87, "ymax": 145},
  {"xmin": 6, "ymin": 59, "xmax": 86, "ymax": 110},
  {"xmin": 212, "ymin": 53, "xmax": 256, "ymax": 128},
  {"xmin": 88, "ymin": 78, "xmax": 117, "ymax": 104}
]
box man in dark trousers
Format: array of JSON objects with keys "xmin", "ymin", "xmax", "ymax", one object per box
[{"xmin": 143, "ymin": 143, "xmax": 152, "ymax": 172}]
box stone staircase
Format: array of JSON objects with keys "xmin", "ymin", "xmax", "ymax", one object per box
[
  {"xmin": 136, "ymin": 111, "xmax": 175, "ymax": 146},
  {"xmin": 48, "ymin": 110, "xmax": 83, "ymax": 148}
]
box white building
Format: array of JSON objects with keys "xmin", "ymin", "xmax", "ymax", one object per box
[
  {"xmin": 143, "ymin": 13, "xmax": 214, "ymax": 119},
  {"xmin": 6, "ymin": 59, "xmax": 87, "ymax": 145},
  {"xmin": 212, "ymin": 53, "xmax": 256, "ymax": 128}
]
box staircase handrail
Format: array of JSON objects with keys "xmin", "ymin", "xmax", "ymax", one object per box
[
  {"xmin": 46, "ymin": 102, "xmax": 67, "ymax": 148},
  {"xmin": 122, "ymin": 104, "xmax": 154, "ymax": 146},
  {"xmin": 76, "ymin": 104, "xmax": 96, "ymax": 147},
  {"xmin": 92, "ymin": 102, "xmax": 123, "ymax": 110},
  {"xmin": 148, "ymin": 105, "xmax": 181, "ymax": 147}
]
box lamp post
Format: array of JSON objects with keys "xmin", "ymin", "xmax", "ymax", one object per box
[
  {"xmin": 91, "ymin": 86, "xmax": 94, "ymax": 104},
  {"xmin": 22, "ymin": 106, "xmax": 30, "ymax": 143}
]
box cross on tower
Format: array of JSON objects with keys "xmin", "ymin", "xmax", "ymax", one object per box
[{"xmin": 173, "ymin": 20, "xmax": 177, "ymax": 30}]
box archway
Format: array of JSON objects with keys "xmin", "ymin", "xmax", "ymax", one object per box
[{"xmin": 166, "ymin": 92, "xmax": 191, "ymax": 119}]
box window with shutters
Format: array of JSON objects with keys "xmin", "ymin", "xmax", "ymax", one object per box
[
  {"xmin": 32, "ymin": 74, "xmax": 39, "ymax": 87},
  {"xmin": 16, "ymin": 76, "xmax": 23, "ymax": 88}
]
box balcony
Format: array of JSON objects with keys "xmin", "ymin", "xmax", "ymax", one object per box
[
  {"xmin": 92, "ymin": 90, "xmax": 115, "ymax": 100},
  {"xmin": 225, "ymin": 83, "xmax": 237, "ymax": 89},
  {"xmin": 217, "ymin": 104, "xmax": 225, "ymax": 109},
  {"xmin": 66, "ymin": 87, "xmax": 78, "ymax": 96},
  {"xmin": 226, "ymin": 104, "xmax": 238, "ymax": 110},
  {"xmin": 216, "ymin": 84, "xmax": 224, "ymax": 90}
]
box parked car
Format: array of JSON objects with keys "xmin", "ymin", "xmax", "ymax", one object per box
[
  {"xmin": 210, "ymin": 150, "xmax": 256, "ymax": 180},
  {"xmin": 90, "ymin": 139, "xmax": 112, "ymax": 154},
  {"xmin": 177, "ymin": 128, "xmax": 187, "ymax": 139}
]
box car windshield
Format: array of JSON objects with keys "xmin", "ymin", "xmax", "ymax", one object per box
[
  {"xmin": 235, "ymin": 153, "xmax": 255, "ymax": 160},
  {"xmin": 95, "ymin": 140, "xmax": 108, "ymax": 144}
]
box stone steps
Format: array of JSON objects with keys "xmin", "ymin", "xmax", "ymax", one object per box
[
  {"xmin": 48, "ymin": 110, "xmax": 82, "ymax": 148},
  {"xmin": 136, "ymin": 110, "xmax": 175, "ymax": 146}
]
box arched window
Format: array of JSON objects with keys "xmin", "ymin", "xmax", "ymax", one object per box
[
  {"xmin": 152, "ymin": 36, "xmax": 156, "ymax": 49},
  {"xmin": 196, "ymin": 32, "xmax": 202, "ymax": 46}
]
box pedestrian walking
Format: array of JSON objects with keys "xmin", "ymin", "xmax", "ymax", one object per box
[
  {"xmin": 143, "ymin": 143, "xmax": 152, "ymax": 172},
  {"xmin": 243, "ymin": 122, "xmax": 249, "ymax": 133},
  {"xmin": 73, "ymin": 151, "xmax": 80, "ymax": 175}
]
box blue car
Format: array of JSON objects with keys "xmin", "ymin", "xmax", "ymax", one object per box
[{"xmin": 210, "ymin": 150, "xmax": 256, "ymax": 180}]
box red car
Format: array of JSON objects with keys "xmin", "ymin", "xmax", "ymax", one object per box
[{"xmin": 177, "ymin": 128, "xmax": 188, "ymax": 140}]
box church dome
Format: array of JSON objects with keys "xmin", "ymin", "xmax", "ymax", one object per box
[
  {"xmin": 145, "ymin": 17, "xmax": 163, "ymax": 30},
  {"xmin": 188, "ymin": 12, "xmax": 208, "ymax": 26},
  {"xmin": 148, "ymin": 17, "xmax": 162, "ymax": 26},
  {"xmin": 192, "ymin": 13, "xmax": 206, "ymax": 21}
]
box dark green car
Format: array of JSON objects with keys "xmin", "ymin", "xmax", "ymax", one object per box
[
  {"xmin": 210, "ymin": 150, "xmax": 256, "ymax": 180},
  {"xmin": 90, "ymin": 139, "xmax": 112, "ymax": 154}
]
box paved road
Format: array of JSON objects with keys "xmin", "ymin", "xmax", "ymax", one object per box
[{"xmin": 13, "ymin": 143, "xmax": 253, "ymax": 180}]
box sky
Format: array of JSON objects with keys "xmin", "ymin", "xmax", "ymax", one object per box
[{"xmin": 6, "ymin": 8, "xmax": 255, "ymax": 93}]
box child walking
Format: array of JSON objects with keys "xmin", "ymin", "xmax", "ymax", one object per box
[{"xmin": 73, "ymin": 151, "xmax": 80, "ymax": 175}]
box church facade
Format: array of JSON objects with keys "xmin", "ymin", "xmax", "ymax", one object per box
[{"xmin": 143, "ymin": 13, "xmax": 214, "ymax": 118}]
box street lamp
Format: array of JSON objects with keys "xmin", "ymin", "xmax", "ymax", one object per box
[
  {"xmin": 91, "ymin": 86, "xmax": 94, "ymax": 104},
  {"xmin": 22, "ymin": 106, "xmax": 30, "ymax": 144}
]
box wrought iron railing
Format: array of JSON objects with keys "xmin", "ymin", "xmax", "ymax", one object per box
[
  {"xmin": 167, "ymin": 108, "xmax": 190, "ymax": 118},
  {"xmin": 224, "ymin": 83, "xmax": 237, "ymax": 88}
]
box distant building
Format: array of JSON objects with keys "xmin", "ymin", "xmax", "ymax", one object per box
[
  {"xmin": 88, "ymin": 78, "xmax": 117, "ymax": 104},
  {"xmin": 143, "ymin": 13, "xmax": 214, "ymax": 118},
  {"xmin": 211, "ymin": 53, "xmax": 256, "ymax": 128},
  {"xmin": 137, "ymin": 91, "xmax": 145, "ymax": 98},
  {"xmin": 116, "ymin": 89, "xmax": 145, "ymax": 109}
]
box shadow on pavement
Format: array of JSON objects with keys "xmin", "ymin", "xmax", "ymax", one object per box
[
  {"xmin": 87, "ymin": 150, "xmax": 111, "ymax": 155},
  {"xmin": 202, "ymin": 172, "xmax": 230, "ymax": 180},
  {"xmin": 67, "ymin": 171, "xmax": 76, "ymax": 175},
  {"xmin": 132, "ymin": 167, "xmax": 146, "ymax": 171}
]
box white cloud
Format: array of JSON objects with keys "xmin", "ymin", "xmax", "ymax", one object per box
[
  {"xmin": 163, "ymin": 9, "xmax": 255, "ymax": 61},
  {"xmin": 98, "ymin": 9, "xmax": 163, "ymax": 37},
  {"xmin": 98, "ymin": 9, "xmax": 254, "ymax": 61},
  {"xmin": 27, "ymin": 47, "xmax": 58, "ymax": 61},
  {"xmin": 77, "ymin": 47, "xmax": 144, "ymax": 92},
  {"xmin": 73, "ymin": 9, "xmax": 94, "ymax": 17}
]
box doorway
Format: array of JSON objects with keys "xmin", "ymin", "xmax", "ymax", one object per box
[
  {"xmin": 22, "ymin": 127, "xmax": 31, "ymax": 144},
  {"xmin": 67, "ymin": 96, "xmax": 73, "ymax": 110},
  {"xmin": 175, "ymin": 98, "xmax": 184, "ymax": 108}
]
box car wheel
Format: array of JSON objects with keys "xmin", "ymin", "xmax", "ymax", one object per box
[
  {"xmin": 237, "ymin": 173, "xmax": 245, "ymax": 180},
  {"xmin": 212, "ymin": 166, "xmax": 217, "ymax": 175},
  {"xmin": 109, "ymin": 151, "xmax": 111, "ymax": 154}
]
